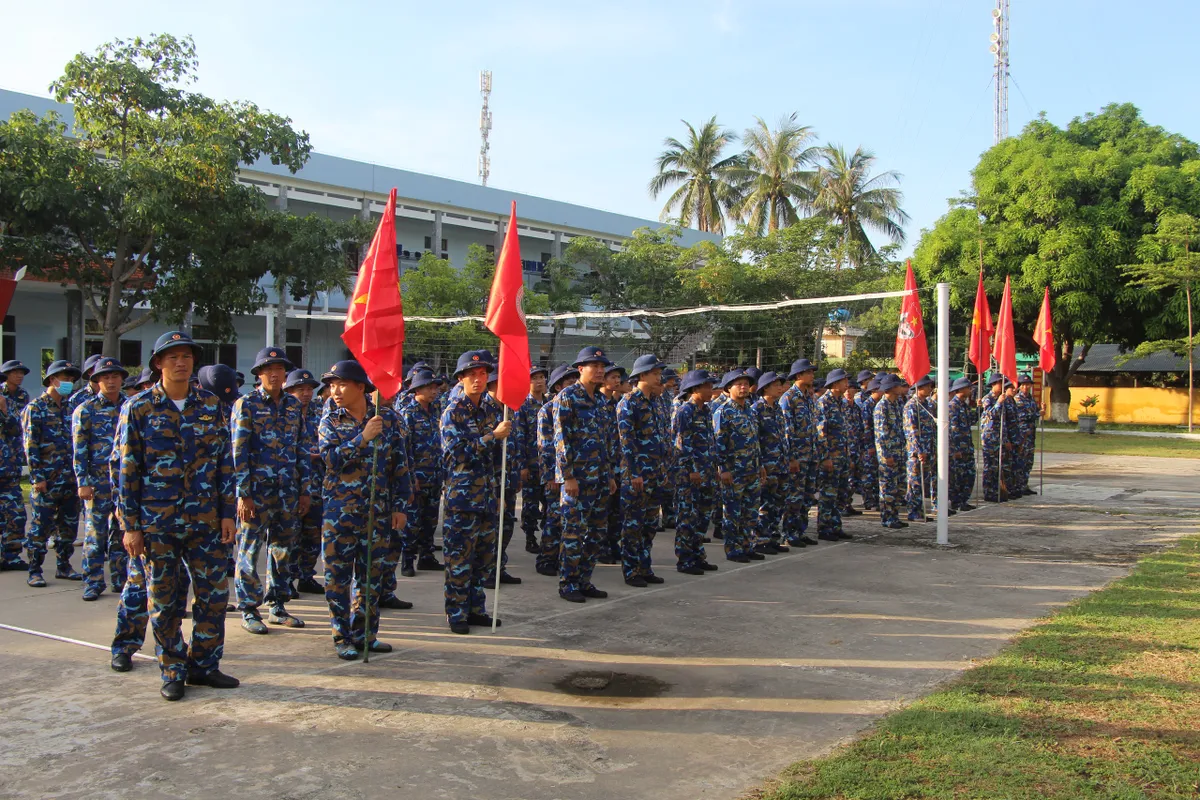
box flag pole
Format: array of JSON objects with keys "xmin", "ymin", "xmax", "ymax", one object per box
[
  {"xmin": 1039, "ymin": 373, "xmax": 1046, "ymax": 496},
  {"xmin": 362, "ymin": 388, "xmax": 381, "ymax": 663},
  {"xmin": 492, "ymin": 406, "xmax": 509, "ymax": 633}
]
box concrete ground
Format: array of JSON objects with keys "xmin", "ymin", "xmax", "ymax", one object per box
[{"xmin": 1, "ymin": 453, "xmax": 1196, "ymax": 799}]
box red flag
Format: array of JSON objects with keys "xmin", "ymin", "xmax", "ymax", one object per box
[
  {"xmin": 968, "ymin": 272, "xmax": 994, "ymax": 375},
  {"xmin": 484, "ymin": 201, "xmax": 532, "ymax": 412},
  {"xmin": 1032, "ymin": 287, "xmax": 1056, "ymax": 373},
  {"xmin": 0, "ymin": 267, "xmax": 27, "ymax": 321},
  {"xmin": 342, "ymin": 188, "xmax": 405, "ymax": 397},
  {"xmin": 895, "ymin": 260, "xmax": 931, "ymax": 384},
  {"xmin": 992, "ymin": 275, "xmax": 1018, "ymax": 385}
]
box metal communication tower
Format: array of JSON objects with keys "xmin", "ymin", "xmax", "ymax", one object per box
[
  {"xmin": 990, "ymin": 0, "xmax": 1010, "ymax": 144},
  {"xmin": 478, "ymin": 70, "xmax": 493, "ymax": 186}
]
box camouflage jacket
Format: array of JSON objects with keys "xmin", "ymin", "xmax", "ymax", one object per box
[
  {"xmin": 399, "ymin": 398, "xmax": 443, "ymax": 489},
  {"xmin": 752, "ymin": 397, "xmax": 786, "ymax": 474},
  {"xmin": 319, "ymin": 400, "xmax": 410, "ymax": 517},
  {"xmin": 231, "ymin": 387, "xmax": 313, "ymax": 500},
  {"xmin": 673, "ymin": 399, "xmax": 714, "ymax": 478},
  {"xmin": 442, "ymin": 390, "xmax": 501, "ymax": 513},
  {"xmin": 713, "ymin": 398, "xmax": 760, "ymax": 479},
  {"xmin": 72, "ymin": 392, "xmax": 125, "ymax": 488},
  {"xmin": 815, "ymin": 391, "xmax": 849, "ymax": 464},
  {"xmin": 617, "ymin": 387, "xmax": 668, "ymax": 485},
  {"xmin": 780, "ymin": 384, "xmax": 816, "ymax": 463},
  {"xmin": 23, "ymin": 392, "xmax": 75, "ymax": 486},
  {"xmin": 873, "ymin": 396, "xmax": 906, "ymax": 462},
  {"xmin": 553, "ymin": 382, "xmax": 612, "ymax": 486}
]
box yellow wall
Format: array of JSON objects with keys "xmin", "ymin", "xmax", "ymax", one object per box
[{"xmin": 1060, "ymin": 386, "xmax": 1197, "ymax": 425}]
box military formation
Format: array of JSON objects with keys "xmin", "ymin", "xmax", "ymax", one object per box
[{"xmin": 0, "ymin": 337, "xmax": 1045, "ymax": 701}]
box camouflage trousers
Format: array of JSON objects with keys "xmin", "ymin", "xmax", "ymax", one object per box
[
  {"xmin": 402, "ymin": 482, "xmax": 441, "ymax": 561},
  {"xmin": 783, "ymin": 459, "xmax": 818, "ymax": 541},
  {"xmin": 323, "ymin": 506, "xmax": 389, "ymax": 647},
  {"xmin": 981, "ymin": 442, "xmax": 1018, "ymax": 501},
  {"xmin": 377, "ymin": 526, "xmax": 405, "ymax": 602},
  {"xmin": 839, "ymin": 447, "xmax": 859, "ymax": 510},
  {"xmin": 441, "ymin": 507, "xmax": 496, "ymax": 626},
  {"xmin": 145, "ymin": 526, "xmax": 229, "ymax": 683},
  {"xmin": 536, "ymin": 483, "xmax": 562, "ymax": 573},
  {"xmin": 949, "ymin": 452, "xmax": 976, "ymax": 509},
  {"xmin": 757, "ymin": 476, "xmax": 785, "ymax": 546},
  {"xmin": 235, "ymin": 489, "xmax": 298, "ymax": 610},
  {"xmin": 674, "ymin": 479, "xmax": 711, "ymax": 569},
  {"xmin": 858, "ymin": 448, "xmax": 880, "ymax": 509},
  {"xmin": 81, "ymin": 485, "xmax": 127, "ymax": 592},
  {"xmin": 721, "ymin": 474, "xmax": 761, "ymax": 559},
  {"xmin": 620, "ymin": 482, "xmax": 658, "ymax": 580},
  {"xmin": 877, "ymin": 455, "xmax": 905, "ymax": 525},
  {"xmin": 817, "ymin": 459, "xmax": 848, "ymax": 537},
  {"xmin": 558, "ymin": 480, "xmax": 606, "ymax": 595},
  {"xmin": 112, "ymin": 553, "xmax": 148, "ymax": 656},
  {"xmin": 604, "ymin": 490, "xmax": 622, "ymax": 561},
  {"xmin": 521, "ymin": 473, "xmax": 545, "ymax": 539},
  {"xmin": 27, "ymin": 479, "xmax": 79, "ymax": 573},
  {"xmin": 905, "ymin": 454, "xmax": 937, "ymax": 518},
  {"xmin": 497, "ymin": 478, "xmax": 518, "ymax": 572},
  {"xmin": 0, "ymin": 475, "xmax": 27, "ymax": 563},
  {"xmin": 293, "ymin": 496, "xmax": 323, "ymax": 582},
  {"xmin": 1020, "ymin": 428, "xmax": 1037, "ymax": 489}
]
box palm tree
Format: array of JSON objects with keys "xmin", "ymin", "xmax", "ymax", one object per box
[
  {"xmin": 728, "ymin": 113, "xmax": 819, "ymax": 235},
  {"xmin": 811, "ymin": 144, "xmax": 909, "ymax": 266},
  {"xmin": 648, "ymin": 116, "xmax": 743, "ymax": 234}
]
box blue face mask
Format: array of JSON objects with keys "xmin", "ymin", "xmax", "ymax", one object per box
[{"xmin": 57, "ymin": 381, "xmax": 75, "ymax": 396}]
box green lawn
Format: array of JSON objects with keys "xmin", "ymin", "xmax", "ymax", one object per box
[
  {"xmin": 758, "ymin": 538, "xmax": 1200, "ymax": 800},
  {"xmin": 1039, "ymin": 431, "xmax": 1200, "ymax": 459}
]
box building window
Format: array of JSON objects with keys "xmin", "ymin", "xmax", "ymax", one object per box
[
  {"xmin": 485, "ymin": 244, "xmax": 495, "ymax": 254},
  {"xmin": 286, "ymin": 328, "xmax": 303, "ymax": 367},
  {"xmin": 120, "ymin": 340, "xmax": 143, "ymax": 369},
  {"xmin": 424, "ymin": 236, "xmax": 448, "ymax": 253},
  {"xmin": 191, "ymin": 325, "xmax": 236, "ymax": 369},
  {"xmin": 541, "ymin": 252, "xmax": 552, "ymax": 264},
  {"xmin": 2, "ymin": 315, "xmax": 14, "ymax": 363}
]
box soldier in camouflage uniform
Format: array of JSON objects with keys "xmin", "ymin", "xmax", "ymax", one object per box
[
  {"xmin": 440, "ymin": 351, "xmax": 511, "ymax": 633},
  {"xmin": 318, "ymin": 361, "xmax": 410, "ymax": 659},
  {"xmin": 535, "ymin": 366, "xmax": 577, "ymax": 577},
  {"xmin": 398, "ymin": 369, "xmax": 444, "ymax": 577},
  {"xmin": 1015, "ymin": 374, "xmax": 1040, "ymax": 496},
  {"xmin": 517, "ymin": 366, "xmax": 550, "ymax": 554},
  {"xmin": 65, "ymin": 354, "xmax": 103, "ymax": 425},
  {"xmin": 903, "ymin": 375, "xmax": 938, "ymax": 521},
  {"xmin": 981, "ymin": 373, "xmax": 1019, "ymax": 502},
  {"xmin": 780, "ymin": 359, "xmax": 818, "ymax": 547},
  {"xmin": 840, "ymin": 381, "xmax": 863, "ymax": 516},
  {"xmin": 672, "ymin": 370, "xmax": 718, "ymax": 574},
  {"xmin": 482, "ymin": 365, "xmax": 523, "ymax": 586},
  {"xmin": 617, "ymin": 355, "xmax": 669, "ymax": 586},
  {"xmin": 0, "ymin": 360, "xmax": 29, "ymax": 570},
  {"xmin": 658, "ymin": 367, "xmax": 679, "ymax": 531},
  {"xmin": 599, "ymin": 363, "xmax": 627, "ymax": 564},
  {"xmin": 231, "ymin": 347, "xmax": 312, "ymax": 633},
  {"xmin": 873, "ymin": 374, "xmax": 910, "ymax": 529},
  {"xmin": 714, "ymin": 369, "xmax": 764, "ymax": 562},
  {"xmin": 855, "ymin": 370, "xmax": 880, "ymax": 511},
  {"xmin": 947, "ymin": 376, "xmax": 978, "ymax": 512},
  {"xmin": 554, "ymin": 346, "xmax": 617, "ymax": 603},
  {"xmin": 283, "ymin": 368, "xmax": 326, "ymax": 594},
  {"xmin": 73, "ymin": 357, "xmax": 129, "ymax": 600},
  {"xmin": 23, "ymin": 359, "xmax": 83, "ymax": 586},
  {"xmin": 708, "ymin": 374, "xmax": 731, "ymax": 541},
  {"xmin": 753, "ymin": 371, "xmax": 788, "ymax": 553},
  {"xmin": 815, "ymin": 369, "xmax": 853, "ymax": 541},
  {"xmin": 118, "ymin": 331, "xmax": 239, "ymax": 700}
]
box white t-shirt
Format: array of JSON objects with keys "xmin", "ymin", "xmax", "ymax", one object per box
[{"xmin": 172, "ymin": 399, "xmax": 185, "ymax": 411}]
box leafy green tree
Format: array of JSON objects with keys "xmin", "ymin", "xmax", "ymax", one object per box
[
  {"xmin": 913, "ymin": 104, "xmax": 1200, "ymax": 420},
  {"xmin": 0, "ymin": 34, "xmax": 310, "ymax": 354},
  {"xmin": 728, "ymin": 113, "xmax": 818, "ymax": 235},
  {"xmin": 648, "ymin": 117, "xmax": 743, "ymax": 234},
  {"xmin": 532, "ymin": 258, "xmax": 583, "ymax": 363},
  {"xmin": 811, "ymin": 144, "xmax": 908, "ymax": 267}
]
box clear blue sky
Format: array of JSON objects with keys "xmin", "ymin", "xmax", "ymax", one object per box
[{"xmin": 4, "ymin": 1, "xmax": 1197, "ymax": 253}]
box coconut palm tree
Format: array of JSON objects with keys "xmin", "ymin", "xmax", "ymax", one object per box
[
  {"xmin": 811, "ymin": 144, "xmax": 909, "ymax": 266},
  {"xmin": 648, "ymin": 116, "xmax": 743, "ymax": 234},
  {"xmin": 728, "ymin": 113, "xmax": 820, "ymax": 235}
]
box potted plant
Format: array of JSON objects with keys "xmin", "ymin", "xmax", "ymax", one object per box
[{"xmin": 1077, "ymin": 394, "xmax": 1100, "ymax": 433}]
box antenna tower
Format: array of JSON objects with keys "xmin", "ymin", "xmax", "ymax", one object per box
[
  {"xmin": 990, "ymin": 0, "xmax": 1010, "ymax": 144},
  {"xmin": 478, "ymin": 70, "xmax": 493, "ymax": 186}
]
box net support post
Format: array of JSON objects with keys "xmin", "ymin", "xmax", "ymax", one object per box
[{"xmin": 936, "ymin": 282, "xmax": 950, "ymax": 545}]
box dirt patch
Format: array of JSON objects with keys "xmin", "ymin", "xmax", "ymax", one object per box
[{"xmin": 552, "ymin": 670, "xmax": 671, "ymax": 701}]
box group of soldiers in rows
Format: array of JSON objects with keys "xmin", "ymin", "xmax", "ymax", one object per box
[{"xmin": 0, "ymin": 334, "xmax": 1043, "ymax": 701}]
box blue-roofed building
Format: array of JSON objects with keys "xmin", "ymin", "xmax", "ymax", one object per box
[{"xmin": 0, "ymin": 88, "xmax": 720, "ymax": 377}]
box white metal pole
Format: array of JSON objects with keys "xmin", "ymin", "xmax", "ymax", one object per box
[{"xmin": 936, "ymin": 283, "xmax": 950, "ymax": 545}]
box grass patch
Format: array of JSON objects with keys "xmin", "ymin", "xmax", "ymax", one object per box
[
  {"xmin": 1042, "ymin": 422, "xmax": 1192, "ymax": 434},
  {"xmin": 759, "ymin": 538, "xmax": 1200, "ymax": 800},
  {"xmin": 1038, "ymin": 431, "xmax": 1200, "ymax": 459}
]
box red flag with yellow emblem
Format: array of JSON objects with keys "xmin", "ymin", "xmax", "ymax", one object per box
[
  {"xmin": 894, "ymin": 260, "xmax": 930, "ymax": 384},
  {"xmin": 968, "ymin": 271, "xmax": 994, "ymax": 375},
  {"xmin": 342, "ymin": 188, "xmax": 405, "ymax": 397}
]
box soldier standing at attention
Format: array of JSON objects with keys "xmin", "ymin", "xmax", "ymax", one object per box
[
  {"xmin": 318, "ymin": 361, "xmax": 409, "ymax": 659},
  {"xmin": 535, "ymin": 366, "xmax": 577, "ymax": 577},
  {"xmin": 231, "ymin": 347, "xmax": 312, "ymax": 634},
  {"xmin": 948, "ymin": 377, "xmax": 978, "ymax": 512},
  {"xmin": 903, "ymin": 375, "xmax": 938, "ymax": 522},
  {"xmin": 554, "ymin": 347, "xmax": 617, "ymax": 603},
  {"xmin": 283, "ymin": 368, "xmax": 326, "ymax": 594},
  {"xmin": 118, "ymin": 331, "xmax": 238, "ymax": 700},
  {"xmin": 517, "ymin": 366, "xmax": 550, "ymax": 555},
  {"xmin": 617, "ymin": 355, "xmax": 669, "ymax": 587},
  {"xmin": 483, "ymin": 365, "xmax": 523, "ymax": 586},
  {"xmin": 599, "ymin": 363, "xmax": 627, "ymax": 565},
  {"xmin": 0, "ymin": 360, "xmax": 29, "ymax": 571},
  {"xmin": 873, "ymin": 374, "xmax": 910, "ymax": 529},
  {"xmin": 441, "ymin": 351, "xmax": 511, "ymax": 633},
  {"xmin": 23, "ymin": 359, "xmax": 83, "ymax": 586},
  {"xmin": 815, "ymin": 369, "xmax": 853, "ymax": 542},
  {"xmin": 1014, "ymin": 374, "xmax": 1040, "ymax": 496},
  {"xmin": 672, "ymin": 370, "xmax": 718, "ymax": 574},
  {"xmin": 73, "ymin": 357, "xmax": 129, "ymax": 600},
  {"xmin": 840, "ymin": 381, "xmax": 863, "ymax": 517},
  {"xmin": 657, "ymin": 367, "xmax": 679, "ymax": 531},
  {"xmin": 753, "ymin": 371, "xmax": 788, "ymax": 554},
  {"xmin": 398, "ymin": 369, "xmax": 444, "ymax": 578},
  {"xmin": 780, "ymin": 359, "xmax": 818, "ymax": 547},
  {"xmin": 980, "ymin": 373, "xmax": 1009, "ymax": 502},
  {"xmin": 714, "ymin": 369, "xmax": 764, "ymax": 563},
  {"xmin": 854, "ymin": 370, "xmax": 881, "ymax": 512}
]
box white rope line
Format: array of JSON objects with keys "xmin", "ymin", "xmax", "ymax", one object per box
[{"xmin": 0, "ymin": 622, "xmax": 157, "ymax": 660}]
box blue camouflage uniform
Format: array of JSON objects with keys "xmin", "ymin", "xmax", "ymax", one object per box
[
  {"xmin": 815, "ymin": 391, "xmax": 849, "ymax": 539},
  {"xmin": 66, "ymin": 384, "xmax": 95, "ymax": 428},
  {"xmin": 840, "ymin": 393, "xmax": 862, "ymax": 512},
  {"xmin": 296, "ymin": 399, "xmax": 325, "ymax": 583},
  {"xmin": 536, "ymin": 397, "xmax": 562, "ymax": 574},
  {"xmin": 874, "ymin": 395, "xmax": 907, "ymax": 526},
  {"xmin": 981, "ymin": 389, "xmax": 1020, "ymax": 501},
  {"xmin": 1, "ymin": 382, "xmax": 31, "ymax": 420},
  {"xmin": 753, "ymin": 395, "xmax": 786, "ymax": 548},
  {"xmin": 602, "ymin": 392, "xmax": 624, "ymax": 563},
  {"xmin": 554, "ymin": 381, "xmax": 613, "ymax": 596},
  {"xmin": 118, "ymin": 383, "xmax": 235, "ymax": 684},
  {"xmin": 672, "ymin": 399, "xmax": 713, "ymax": 569},
  {"xmin": 708, "ymin": 392, "xmax": 730, "ymax": 536},
  {"xmin": 398, "ymin": 396, "xmax": 443, "ymax": 566},
  {"xmin": 713, "ymin": 397, "xmax": 761, "ymax": 560},
  {"xmin": 73, "ymin": 391, "xmax": 127, "ymax": 594},
  {"xmin": 0, "ymin": 391, "xmax": 26, "ymax": 568},
  {"xmin": 517, "ymin": 392, "xmax": 547, "ymax": 548},
  {"xmin": 855, "ymin": 392, "xmax": 880, "ymax": 510},
  {"xmin": 231, "ymin": 387, "xmax": 312, "ymax": 614},
  {"xmin": 1014, "ymin": 390, "xmax": 1039, "ymax": 491},
  {"xmin": 617, "ymin": 387, "xmax": 668, "ymax": 581},
  {"xmin": 948, "ymin": 394, "xmax": 977, "ymax": 509},
  {"xmin": 319, "ymin": 398, "xmax": 410, "ymax": 649},
  {"xmin": 24, "ymin": 392, "xmax": 80, "ymax": 577},
  {"xmin": 482, "ymin": 390, "xmax": 523, "ymax": 578},
  {"xmin": 780, "ymin": 384, "xmax": 817, "ymax": 543},
  {"xmin": 903, "ymin": 395, "xmax": 937, "ymax": 519}
]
